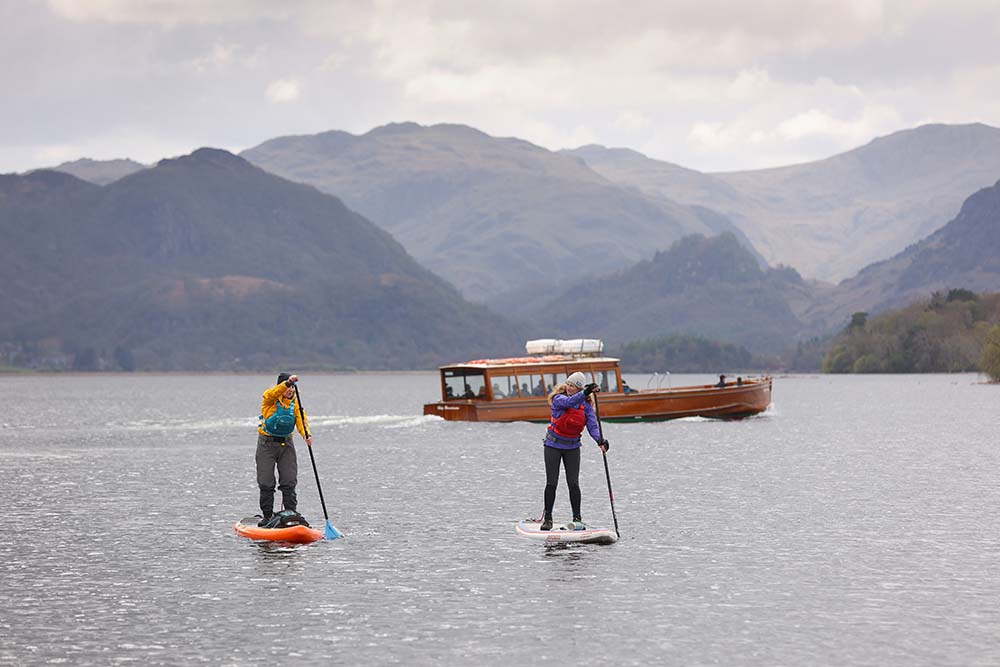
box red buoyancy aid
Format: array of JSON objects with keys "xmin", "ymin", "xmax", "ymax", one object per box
[{"xmin": 550, "ymin": 404, "xmax": 587, "ymax": 439}]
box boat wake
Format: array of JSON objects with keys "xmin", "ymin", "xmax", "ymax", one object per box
[
  {"xmin": 308, "ymin": 414, "xmax": 443, "ymax": 429},
  {"xmin": 120, "ymin": 417, "xmax": 255, "ymax": 431},
  {"xmin": 119, "ymin": 414, "xmax": 444, "ymax": 432}
]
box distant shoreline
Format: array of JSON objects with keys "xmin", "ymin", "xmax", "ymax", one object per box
[{"xmin": 0, "ymin": 369, "xmax": 438, "ymax": 376}]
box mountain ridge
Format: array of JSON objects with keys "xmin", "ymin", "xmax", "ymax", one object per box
[
  {"xmin": 241, "ymin": 122, "xmax": 752, "ymax": 302},
  {"xmin": 569, "ymin": 123, "xmax": 1000, "ymax": 283},
  {"xmin": 0, "ymin": 148, "xmax": 523, "ymax": 370}
]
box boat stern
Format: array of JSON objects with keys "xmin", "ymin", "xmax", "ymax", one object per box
[{"xmin": 423, "ymin": 401, "xmax": 479, "ymax": 421}]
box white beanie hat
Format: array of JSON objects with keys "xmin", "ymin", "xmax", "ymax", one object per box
[{"xmin": 566, "ymin": 372, "xmax": 587, "ymax": 388}]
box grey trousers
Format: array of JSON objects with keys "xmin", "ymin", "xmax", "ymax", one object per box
[{"xmin": 256, "ymin": 433, "xmax": 298, "ymax": 514}]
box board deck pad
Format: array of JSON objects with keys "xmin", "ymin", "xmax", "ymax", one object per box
[{"xmin": 515, "ymin": 518, "xmax": 618, "ymax": 544}]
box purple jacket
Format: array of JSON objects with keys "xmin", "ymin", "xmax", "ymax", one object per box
[{"xmin": 544, "ymin": 391, "xmax": 602, "ymax": 449}]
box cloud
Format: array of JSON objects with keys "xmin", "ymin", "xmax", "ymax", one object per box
[
  {"xmin": 266, "ymin": 79, "xmax": 301, "ymax": 104},
  {"xmin": 3, "ymin": 0, "xmax": 998, "ymax": 173},
  {"xmin": 613, "ymin": 111, "xmax": 651, "ymax": 132},
  {"xmin": 776, "ymin": 106, "xmax": 901, "ymax": 144},
  {"xmin": 22, "ymin": 128, "xmax": 210, "ymax": 170},
  {"xmin": 46, "ymin": 0, "xmax": 293, "ymax": 25}
]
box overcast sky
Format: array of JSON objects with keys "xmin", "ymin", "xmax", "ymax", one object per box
[{"xmin": 4, "ymin": 0, "xmax": 1000, "ymax": 174}]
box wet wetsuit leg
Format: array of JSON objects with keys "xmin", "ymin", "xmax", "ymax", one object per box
[
  {"xmin": 562, "ymin": 446, "xmax": 581, "ymax": 519},
  {"xmin": 543, "ymin": 445, "xmax": 562, "ymax": 516},
  {"xmin": 544, "ymin": 446, "xmax": 582, "ymax": 517}
]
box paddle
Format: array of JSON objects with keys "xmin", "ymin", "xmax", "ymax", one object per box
[
  {"xmin": 591, "ymin": 391, "xmax": 620, "ymax": 538},
  {"xmin": 293, "ymin": 384, "xmax": 343, "ymax": 540}
]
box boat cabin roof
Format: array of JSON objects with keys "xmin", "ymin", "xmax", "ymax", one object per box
[{"xmin": 441, "ymin": 355, "xmax": 621, "ymax": 371}]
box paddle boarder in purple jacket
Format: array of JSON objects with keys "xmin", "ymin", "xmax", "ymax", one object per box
[{"xmin": 540, "ymin": 371, "xmax": 609, "ymax": 530}]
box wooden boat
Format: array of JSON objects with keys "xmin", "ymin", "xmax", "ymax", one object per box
[{"xmin": 423, "ymin": 339, "xmax": 772, "ymax": 423}]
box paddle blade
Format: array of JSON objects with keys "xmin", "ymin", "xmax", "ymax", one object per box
[{"xmin": 324, "ymin": 521, "xmax": 343, "ymax": 540}]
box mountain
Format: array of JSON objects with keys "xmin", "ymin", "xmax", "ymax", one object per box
[
  {"xmin": 563, "ymin": 145, "xmax": 751, "ymax": 215},
  {"xmin": 46, "ymin": 157, "xmax": 147, "ymax": 185},
  {"xmin": 522, "ymin": 233, "xmax": 809, "ymax": 355},
  {"xmin": 522, "ymin": 178, "xmax": 1000, "ymax": 359},
  {"xmin": 241, "ymin": 122, "xmax": 751, "ymax": 303},
  {"xmin": 805, "ymin": 178, "xmax": 1000, "ymax": 333},
  {"xmin": 569, "ymin": 123, "xmax": 1000, "ymax": 283},
  {"xmin": 0, "ymin": 149, "xmax": 523, "ymax": 370}
]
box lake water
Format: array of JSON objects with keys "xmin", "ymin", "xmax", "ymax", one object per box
[{"xmin": 1, "ymin": 373, "xmax": 998, "ymax": 666}]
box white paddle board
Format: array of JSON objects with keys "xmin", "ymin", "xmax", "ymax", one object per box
[{"xmin": 515, "ymin": 518, "xmax": 618, "ymax": 544}]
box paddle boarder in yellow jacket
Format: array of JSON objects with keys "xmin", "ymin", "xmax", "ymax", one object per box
[{"xmin": 256, "ymin": 372, "xmax": 312, "ymax": 525}]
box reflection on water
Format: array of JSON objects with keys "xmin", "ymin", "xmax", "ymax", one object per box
[
  {"xmin": 251, "ymin": 542, "xmax": 310, "ymax": 560},
  {"xmin": 3, "ymin": 373, "xmax": 1000, "ymax": 666}
]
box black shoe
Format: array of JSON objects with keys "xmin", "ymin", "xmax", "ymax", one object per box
[
  {"xmin": 540, "ymin": 516, "xmax": 553, "ymax": 531},
  {"xmin": 258, "ymin": 514, "xmax": 273, "ymax": 527}
]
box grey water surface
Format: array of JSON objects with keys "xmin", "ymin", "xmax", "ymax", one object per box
[{"xmin": 1, "ymin": 373, "xmax": 998, "ymax": 666}]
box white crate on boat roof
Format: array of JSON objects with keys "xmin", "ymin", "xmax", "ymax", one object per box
[
  {"xmin": 558, "ymin": 339, "xmax": 603, "ymax": 354},
  {"xmin": 525, "ymin": 339, "xmax": 560, "ymax": 355}
]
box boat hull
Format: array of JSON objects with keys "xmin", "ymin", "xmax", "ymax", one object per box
[
  {"xmin": 424, "ymin": 377, "xmax": 771, "ymax": 422},
  {"xmin": 233, "ymin": 518, "xmax": 323, "ymax": 544}
]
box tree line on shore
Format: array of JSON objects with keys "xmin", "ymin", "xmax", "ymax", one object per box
[{"xmin": 823, "ymin": 289, "xmax": 1000, "ymax": 380}]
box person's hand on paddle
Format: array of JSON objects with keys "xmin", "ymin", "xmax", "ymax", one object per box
[
  {"xmin": 598, "ymin": 438, "xmax": 610, "ymax": 453},
  {"xmin": 286, "ymin": 374, "xmax": 299, "ymax": 386},
  {"xmin": 306, "ymin": 436, "xmax": 313, "ymax": 447},
  {"xmin": 583, "ymin": 383, "xmax": 600, "ymax": 396}
]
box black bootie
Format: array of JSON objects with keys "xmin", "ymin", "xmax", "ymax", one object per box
[{"xmin": 540, "ymin": 514, "xmax": 553, "ymax": 531}]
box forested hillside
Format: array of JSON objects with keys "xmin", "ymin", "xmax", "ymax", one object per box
[
  {"xmin": 616, "ymin": 335, "xmax": 755, "ymax": 373},
  {"xmin": 0, "ymin": 149, "xmax": 523, "ymax": 370},
  {"xmin": 523, "ymin": 233, "xmax": 809, "ymax": 355},
  {"xmin": 823, "ymin": 290, "xmax": 1000, "ymax": 373}
]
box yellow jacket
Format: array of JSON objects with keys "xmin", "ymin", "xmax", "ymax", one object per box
[{"xmin": 258, "ymin": 382, "xmax": 311, "ymax": 438}]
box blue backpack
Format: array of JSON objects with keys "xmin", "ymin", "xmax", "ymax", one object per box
[{"xmin": 263, "ymin": 398, "xmax": 297, "ymax": 437}]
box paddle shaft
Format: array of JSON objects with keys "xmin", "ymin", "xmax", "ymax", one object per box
[
  {"xmin": 592, "ymin": 392, "xmax": 620, "ymax": 538},
  {"xmin": 293, "ymin": 385, "xmax": 331, "ymax": 524}
]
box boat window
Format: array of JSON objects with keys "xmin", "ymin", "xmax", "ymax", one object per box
[
  {"xmin": 548, "ymin": 372, "xmax": 567, "ymax": 389},
  {"xmin": 526, "ymin": 373, "xmax": 546, "ymax": 397},
  {"xmin": 494, "ymin": 375, "xmax": 519, "ymax": 399},
  {"xmin": 596, "ymin": 369, "xmax": 619, "ymax": 393},
  {"xmin": 443, "ymin": 369, "xmax": 486, "ymax": 400}
]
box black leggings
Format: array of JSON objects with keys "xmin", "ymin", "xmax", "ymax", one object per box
[{"xmin": 543, "ymin": 445, "xmax": 581, "ymax": 519}]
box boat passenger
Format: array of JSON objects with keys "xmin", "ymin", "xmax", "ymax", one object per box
[
  {"xmin": 256, "ymin": 372, "xmax": 313, "ymax": 526},
  {"xmin": 539, "ymin": 371, "xmax": 609, "ymax": 531},
  {"xmin": 736, "ymin": 377, "xmax": 743, "ymax": 386},
  {"xmin": 622, "ymin": 379, "xmax": 637, "ymax": 394},
  {"xmin": 492, "ymin": 383, "xmax": 505, "ymax": 398},
  {"xmin": 521, "ymin": 383, "xmax": 530, "ymax": 397},
  {"xmin": 715, "ymin": 374, "xmax": 727, "ymax": 388}
]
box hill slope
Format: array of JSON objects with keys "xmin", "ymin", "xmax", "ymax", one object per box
[
  {"xmin": 46, "ymin": 157, "xmax": 147, "ymax": 185},
  {"xmin": 569, "ymin": 123, "xmax": 1000, "ymax": 283},
  {"xmin": 241, "ymin": 122, "xmax": 749, "ymax": 302},
  {"xmin": 805, "ymin": 178, "xmax": 1000, "ymax": 333},
  {"xmin": 0, "ymin": 149, "xmax": 522, "ymax": 370},
  {"xmin": 523, "ymin": 233, "xmax": 809, "ymax": 355}
]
